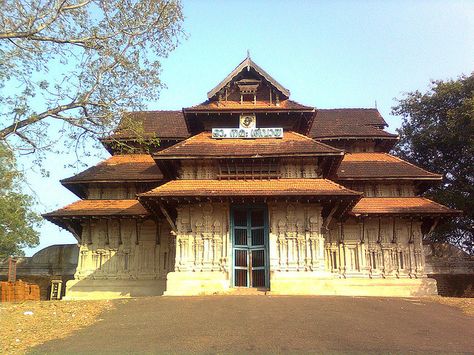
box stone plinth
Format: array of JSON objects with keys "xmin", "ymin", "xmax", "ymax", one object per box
[
  {"xmin": 269, "ymin": 272, "xmax": 437, "ymax": 297},
  {"xmin": 63, "ymin": 279, "xmax": 166, "ymax": 300},
  {"xmin": 164, "ymin": 272, "xmax": 230, "ymax": 296}
]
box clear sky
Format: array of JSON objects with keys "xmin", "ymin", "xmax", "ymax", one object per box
[{"xmin": 24, "ymin": 0, "xmax": 474, "ymax": 255}]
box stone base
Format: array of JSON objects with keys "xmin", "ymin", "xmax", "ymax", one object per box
[
  {"xmin": 164, "ymin": 272, "xmax": 229, "ymax": 296},
  {"xmin": 269, "ymin": 272, "xmax": 438, "ymax": 297},
  {"xmin": 63, "ymin": 279, "xmax": 166, "ymax": 300}
]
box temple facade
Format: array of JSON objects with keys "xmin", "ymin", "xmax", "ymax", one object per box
[{"xmin": 44, "ymin": 57, "xmax": 458, "ymax": 299}]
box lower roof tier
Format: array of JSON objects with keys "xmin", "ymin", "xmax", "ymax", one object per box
[
  {"xmin": 351, "ymin": 197, "xmax": 460, "ymax": 217},
  {"xmin": 42, "ymin": 195, "xmax": 459, "ymax": 231},
  {"xmin": 43, "ymin": 199, "xmax": 150, "ymax": 218}
]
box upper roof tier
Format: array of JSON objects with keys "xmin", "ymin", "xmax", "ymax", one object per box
[
  {"xmin": 153, "ymin": 131, "xmax": 342, "ymax": 159},
  {"xmin": 106, "ymin": 110, "xmax": 189, "ymax": 140},
  {"xmin": 185, "ymin": 99, "xmax": 313, "ymax": 112},
  {"xmin": 104, "ymin": 108, "xmax": 396, "ymax": 153}
]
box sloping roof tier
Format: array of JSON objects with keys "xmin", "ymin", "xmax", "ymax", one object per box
[
  {"xmin": 314, "ymin": 108, "xmax": 387, "ymax": 128},
  {"xmin": 185, "ymin": 99, "xmax": 314, "ymax": 112},
  {"xmin": 102, "ymin": 108, "xmax": 394, "ymax": 142},
  {"xmin": 43, "ymin": 200, "xmax": 149, "ymax": 218},
  {"xmin": 62, "ymin": 155, "xmax": 163, "ymax": 184},
  {"xmin": 153, "ymin": 131, "xmax": 342, "ymax": 159},
  {"xmin": 207, "ymin": 56, "xmax": 290, "ymax": 99},
  {"xmin": 106, "ymin": 111, "xmax": 189, "ymax": 140},
  {"xmin": 310, "ymin": 108, "xmax": 396, "ymax": 141},
  {"xmin": 351, "ymin": 197, "xmax": 459, "ymax": 216},
  {"xmin": 313, "ymin": 124, "xmax": 397, "ymax": 140},
  {"xmin": 139, "ymin": 179, "xmax": 361, "ymax": 198},
  {"xmin": 337, "ymin": 153, "xmax": 442, "ymax": 180}
]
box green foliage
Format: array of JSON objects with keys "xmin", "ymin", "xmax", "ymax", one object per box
[
  {"xmin": 392, "ymin": 74, "xmax": 474, "ymax": 253},
  {"xmin": 0, "ymin": 0, "xmax": 184, "ymax": 162},
  {"xmin": 0, "ymin": 144, "xmax": 41, "ymax": 257}
]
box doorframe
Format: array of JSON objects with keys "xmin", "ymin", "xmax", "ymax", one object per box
[{"xmin": 230, "ymin": 204, "xmax": 270, "ymax": 289}]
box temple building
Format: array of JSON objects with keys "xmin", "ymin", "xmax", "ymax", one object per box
[{"xmin": 43, "ymin": 57, "xmax": 459, "ymax": 299}]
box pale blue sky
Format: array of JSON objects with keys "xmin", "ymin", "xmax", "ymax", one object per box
[{"xmin": 24, "ymin": 0, "xmax": 474, "ymax": 255}]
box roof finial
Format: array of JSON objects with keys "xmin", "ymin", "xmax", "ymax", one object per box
[
  {"xmin": 247, "ymin": 49, "xmax": 250, "ymax": 59},
  {"xmin": 375, "ymin": 100, "xmax": 378, "ymax": 108}
]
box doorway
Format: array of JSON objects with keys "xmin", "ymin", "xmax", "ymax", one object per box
[{"xmin": 231, "ymin": 206, "xmax": 269, "ymax": 288}]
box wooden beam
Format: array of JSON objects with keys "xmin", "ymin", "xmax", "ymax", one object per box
[
  {"xmin": 323, "ymin": 203, "xmax": 339, "ymax": 229},
  {"xmin": 158, "ymin": 202, "xmax": 178, "ymax": 235},
  {"xmin": 427, "ymin": 218, "xmax": 440, "ymax": 235}
]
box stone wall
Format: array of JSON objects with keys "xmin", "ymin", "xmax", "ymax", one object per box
[
  {"xmin": 326, "ymin": 218, "xmax": 426, "ymax": 279},
  {"xmin": 65, "ymin": 218, "xmax": 174, "ymax": 299},
  {"xmin": 0, "ymin": 244, "xmax": 78, "ymax": 300},
  {"xmin": 424, "ymin": 243, "xmax": 474, "ymax": 297},
  {"xmin": 268, "ymin": 202, "xmax": 325, "ymax": 272}
]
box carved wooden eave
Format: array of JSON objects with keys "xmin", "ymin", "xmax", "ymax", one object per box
[{"xmin": 207, "ymin": 56, "xmax": 290, "ymax": 100}]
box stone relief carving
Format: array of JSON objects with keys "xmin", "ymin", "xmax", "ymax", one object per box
[
  {"xmin": 326, "ymin": 218, "xmax": 426, "ymax": 278},
  {"xmin": 270, "ymin": 202, "xmax": 324, "ymax": 272},
  {"xmin": 174, "ymin": 202, "xmax": 229, "ymax": 272},
  {"xmin": 74, "ymin": 218, "xmax": 172, "ymax": 281}
]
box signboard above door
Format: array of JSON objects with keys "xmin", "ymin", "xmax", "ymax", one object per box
[{"xmin": 212, "ymin": 114, "xmax": 283, "ymax": 139}]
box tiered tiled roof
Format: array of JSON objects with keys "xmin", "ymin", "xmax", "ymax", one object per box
[
  {"xmin": 62, "ymin": 155, "xmax": 163, "ymax": 183},
  {"xmin": 337, "ymin": 153, "xmax": 442, "ymax": 180},
  {"xmin": 351, "ymin": 197, "xmax": 459, "ymax": 216},
  {"xmin": 43, "ymin": 200, "xmax": 149, "ymax": 218},
  {"xmin": 153, "ymin": 131, "xmax": 342, "ymax": 159},
  {"xmin": 139, "ymin": 179, "xmax": 361, "ymax": 198}
]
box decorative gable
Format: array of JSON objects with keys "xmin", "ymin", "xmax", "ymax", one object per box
[{"xmin": 207, "ymin": 55, "xmax": 290, "ymax": 106}]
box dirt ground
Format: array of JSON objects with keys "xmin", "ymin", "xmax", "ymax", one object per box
[
  {"xmin": 427, "ymin": 296, "xmax": 474, "ymax": 316},
  {"xmin": 0, "ymin": 296, "xmax": 473, "ymax": 354},
  {"xmin": 0, "ymin": 300, "xmax": 114, "ymax": 355}
]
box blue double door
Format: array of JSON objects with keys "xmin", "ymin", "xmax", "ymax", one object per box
[{"xmin": 231, "ymin": 206, "xmax": 269, "ymax": 288}]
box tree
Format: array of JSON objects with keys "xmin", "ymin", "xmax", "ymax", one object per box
[
  {"xmin": 0, "ymin": 0, "xmax": 184, "ymax": 160},
  {"xmin": 0, "ymin": 143, "xmax": 41, "ymax": 257},
  {"xmin": 392, "ymin": 74, "xmax": 474, "ymax": 253}
]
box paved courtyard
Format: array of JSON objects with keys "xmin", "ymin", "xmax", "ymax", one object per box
[{"xmin": 30, "ymin": 296, "xmax": 473, "ymax": 354}]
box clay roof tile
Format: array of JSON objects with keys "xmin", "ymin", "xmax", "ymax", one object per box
[
  {"xmin": 337, "ymin": 153, "xmax": 442, "ymax": 180},
  {"xmin": 139, "ymin": 179, "xmax": 361, "ymax": 198},
  {"xmin": 153, "ymin": 131, "xmax": 342, "ymax": 159},
  {"xmin": 351, "ymin": 197, "xmax": 460, "ymax": 216},
  {"xmin": 43, "ymin": 199, "xmax": 149, "ymax": 218}
]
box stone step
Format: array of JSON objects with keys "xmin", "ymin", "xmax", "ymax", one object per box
[{"xmin": 224, "ymin": 287, "xmax": 269, "ymax": 296}]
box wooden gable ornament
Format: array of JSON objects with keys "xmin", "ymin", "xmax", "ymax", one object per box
[{"xmin": 207, "ymin": 55, "xmax": 290, "ymax": 106}]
